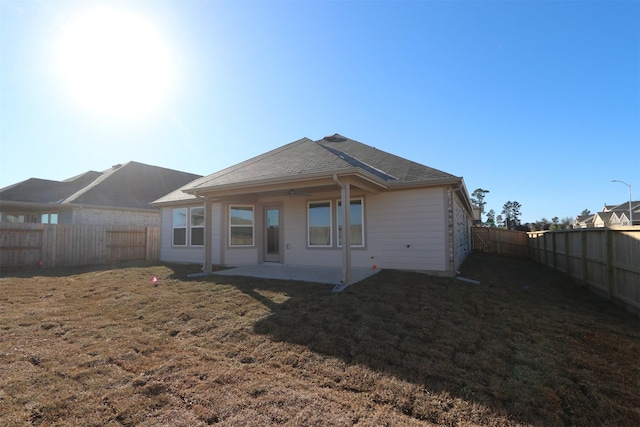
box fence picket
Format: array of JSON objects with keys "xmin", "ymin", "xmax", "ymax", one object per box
[
  {"xmin": 473, "ymin": 226, "xmax": 639, "ymax": 314},
  {"xmin": 0, "ymin": 223, "xmax": 160, "ymax": 271}
]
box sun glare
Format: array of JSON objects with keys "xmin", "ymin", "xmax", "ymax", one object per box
[{"xmin": 55, "ymin": 7, "xmax": 174, "ymax": 120}]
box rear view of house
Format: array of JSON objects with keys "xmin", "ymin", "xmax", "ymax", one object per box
[{"xmin": 152, "ymin": 134, "xmax": 474, "ymax": 282}]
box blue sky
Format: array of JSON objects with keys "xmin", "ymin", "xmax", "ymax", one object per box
[{"xmin": 1, "ymin": 0, "xmax": 638, "ymax": 224}]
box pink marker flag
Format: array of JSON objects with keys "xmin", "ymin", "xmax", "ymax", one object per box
[{"xmin": 152, "ymin": 276, "xmax": 158, "ymax": 284}]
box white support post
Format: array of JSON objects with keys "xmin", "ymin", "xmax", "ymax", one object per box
[
  {"xmin": 332, "ymin": 174, "xmax": 353, "ymax": 287},
  {"xmin": 342, "ymin": 179, "xmax": 352, "ymax": 286},
  {"xmin": 204, "ymin": 197, "xmax": 213, "ymax": 274}
]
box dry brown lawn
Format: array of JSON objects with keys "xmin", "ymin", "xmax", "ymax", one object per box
[{"xmin": 1, "ymin": 253, "xmax": 638, "ymax": 426}]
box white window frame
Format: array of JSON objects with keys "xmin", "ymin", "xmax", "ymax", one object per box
[
  {"xmin": 307, "ymin": 200, "xmax": 333, "ymax": 247},
  {"xmin": 337, "ymin": 197, "xmax": 365, "ymax": 247},
  {"xmin": 172, "ymin": 208, "xmax": 188, "ymax": 246},
  {"xmin": 229, "ymin": 205, "xmax": 255, "ymax": 247},
  {"xmin": 190, "ymin": 207, "xmax": 205, "ymax": 246},
  {"xmin": 172, "ymin": 206, "xmax": 205, "ymax": 247}
]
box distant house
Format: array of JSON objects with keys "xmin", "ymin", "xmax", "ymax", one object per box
[
  {"xmin": 593, "ymin": 211, "xmax": 619, "ymax": 228},
  {"xmin": 603, "ymin": 201, "xmax": 640, "ymax": 226},
  {"xmin": 574, "ymin": 201, "xmax": 640, "ymax": 228},
  {"xmin": 152, "ymin": 134, "xmax": 474, "ymax": 282},
  {"xmin": 0, "ymin": 161, "xmax": 201, "ymax": 227},
  {"xmin": 573, "ymin": 214, "xmax": 595, "ymax": 229}
]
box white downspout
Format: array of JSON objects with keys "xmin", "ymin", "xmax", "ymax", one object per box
[{"xmin": 333, "ymin": 174, "xmax": 352, "ymax": 286}]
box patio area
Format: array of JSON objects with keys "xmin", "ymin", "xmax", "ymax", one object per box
[{"xmin": 211, "ymin": 264, "xmax": 380, "ymax": 287}]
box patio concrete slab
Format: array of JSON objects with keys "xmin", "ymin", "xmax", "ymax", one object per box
[{"xmin": 211, "ymin": 264, "xmax": 380, "ymax": 286}]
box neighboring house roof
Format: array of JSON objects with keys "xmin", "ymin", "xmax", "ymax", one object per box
[
  {"xmin": 593, "ymin": 211, "xmax": 616, "ymax": 225},
  {"xmin": 574, "ymin": 214, "xmax": 595, "ymax": 227},
  {"xmin": 608, "ymin": 200, "xmax": 640, "ymax": 213},
  {"xmin": 575, "ymin": 214, "xmax": 593, "ymax": 222},
  {"xmin": 616, "ymin": 212, "xmax": 630, "ymax": 222},
  {"xmin": 0, "ymin": 175, "xmax": 97, "ymax": 205},
  {"xmin": 0, "ymin": 161, "xmax": 202, "ymax": 211},
  {"xmin": 154, "ymin": 134, "xmax": 464, "ymax": 206}
]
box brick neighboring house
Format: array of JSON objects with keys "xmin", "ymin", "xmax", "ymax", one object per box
[{"xmin": 0, "ymin": 162, "xmax": 202, "ymax": 227}]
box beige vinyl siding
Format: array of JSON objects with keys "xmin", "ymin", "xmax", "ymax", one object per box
[
  {"xmin": 222, "ymin": 202, "xmax": 258, "ymax": 266},
  {"xmin": 223, "ymin": 247, "xmax": 258, "ymax": 265},
  {"xmin": 279, "ymin": 188, "xmax": 447, "ymax": 271},
  {"xmin": 283, "ymin": 194, "xmax": 342, "ymax": 268},
  {"xmin": 159, "ymin": 187, "xmax": 452, "ymax": 273},
  {"xmin": 365, "ymin": 188, "xmax": 447, "ymax": 271},
  {"xmin": 210, "ymin": 202, "xmax": 223, "ymax": 265},
  {"xmin": 159, "ymin": 206, "xmax": 203, "ymax": 263}
]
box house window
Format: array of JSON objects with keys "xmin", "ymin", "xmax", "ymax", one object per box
[
  {"xmin": 230, "ymin": 206, "xmax": 254, "ymax": 246},
  {"xmin": 172, "ymin": 208, "xmax": 187, "ymax": 246},
  {"xmin": 337, "ymin": 198, "xmax": 364, "ymax": 247},
  {"xmin": 190, "ymin": 207, "xmax": 205, "ymax": 246},
  {"xmin": 173, "ymin": 207, "xmax": 205, "ymax": 246},
  {"xmin": 308, "ymin": 201, "xmax": 332, "ymax": 247},
  {"xmin": 1, "ymin": 213, "xmax": 38, "ymax": 223},
  {"xmin": 40, "ymin": 213, "xmax": 59, "ymax": 224}
]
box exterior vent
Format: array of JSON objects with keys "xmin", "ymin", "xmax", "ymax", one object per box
[{"xmin": 323, "ymin": 134, "xmax": 347, "ymax": 143}]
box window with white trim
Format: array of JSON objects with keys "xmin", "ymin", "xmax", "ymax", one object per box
[
  {"xmin": 172, "ymin": 208, "xmax": 187, "ymax": 246},
  {"xmin": 337, "ymin": 198, "xmax": 364, "ymax": 247},
  {"xmin": 190, "ymin": 207, "xmax": 205, "ymax": 246},
  {"xmin": 40, "ymin": 213, "xmax": 59, "ymax": 224},
  {"xmin": 172, "ymin": 207, "xmax": 205, "ymax": 246},
  {"xmin": 308, "ymin": 201, "xmax": 332, "ymax": 247},
  {"xmin": 229, "ymin": 205, "xmax": 254, "ymax": 246}
]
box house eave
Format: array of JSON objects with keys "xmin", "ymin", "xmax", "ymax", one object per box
[
  {"xmin": 386, "ymin": 176, "xmax": 462, "ymax": 189},
  {"xmin": 150, "ymin": 197, "xmax": 201, "ymax": 208},
  {"xmin": 156, "ymin": 171, "xmax": 469, "ymax": 206},
  {"xmin": 0, "ymin": 200, "xmax": 66, "ymax": 211},
  {"xmin": 64, "ymin": 203, "xmax": 160, "ymax": 213},
  {"xmin": 183, "ymin": 168, "xmax": 391, "ymax": 198}
]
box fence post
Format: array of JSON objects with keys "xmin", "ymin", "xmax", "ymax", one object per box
[
  {"xmin": 145, "ymin": 227, "xmax": 151, "ymax": 261},
  {"xmin": 564, "ymin": 231, "xmax": 570, "ymax": 278},
  {"xmin": 581, "ymin": 230, "xmax": 588, "ymax": 286},
  {"xmin": 552, "ymin": 232, "xmax": 557, "ymax": 269},
  {"xmin": 606, "ymin": 228, "xmax": 614, "ymax": 300}
]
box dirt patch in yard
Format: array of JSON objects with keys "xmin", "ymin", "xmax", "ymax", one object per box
[{"xmin": 1, "ymin": 253, "xmax": 638, "ymax": 426}]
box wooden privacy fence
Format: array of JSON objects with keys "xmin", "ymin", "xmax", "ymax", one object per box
[
  {"xmin": 0, "ymin": 223, "xmax": 160, "ymax": 270},
  {"xmin": 472, "ymin": 227, "xmax": 529, "ymax": 257},
  {"xmin": 528, "ymin": 227, "xmax": 640, "ymax": 313}
]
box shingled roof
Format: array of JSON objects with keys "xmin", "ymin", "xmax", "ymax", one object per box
[
  {"xmin": 153, "ymin": 134, "xmax": 461, "ymax": 205},
  {"xmin": 0, "ymin": 161, "xmax": 201, "ymax": 210},
  {"xmin": 198, "ymin": 134, "xmax": 456, "ymax": 189}
]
